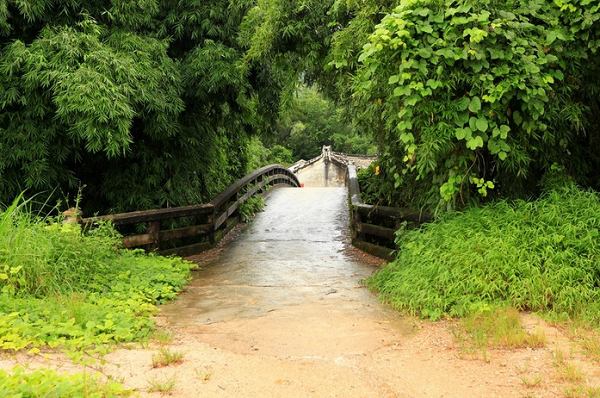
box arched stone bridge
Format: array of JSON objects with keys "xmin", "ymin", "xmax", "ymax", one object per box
[{"xmin": 289, "ymin": 146, "xmax": 377, "ymax": 187}]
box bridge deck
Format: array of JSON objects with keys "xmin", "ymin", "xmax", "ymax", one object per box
[{"xmin": 160, "ymin": 186, "xmax": 388, "ymax": 323}]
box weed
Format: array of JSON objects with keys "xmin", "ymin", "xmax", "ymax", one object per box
[
  {"xmin": 150, "ymin": 329, "xmax": 175, "ymax": 346},
  {"xmin": 560, "ymin": 362, "xmax": 584, "ymax": 382},
  {"xmin": 454, "ymin": 307, "xmax": 546, "ymax": 355},
  {"xmin": 195, "ymin": 366, "xmax": 214, "ymax": 381},
  {"xmin": 587, "ymin": 387, "xmax": 600, "ymax": 398},
  {"xmin": 0, "ymin": 366, "xmax": 133, "ymax": 397},
  {"xmin": 147, "ymin": 375, "xmax": 177, "ymax": 393},
  {"xmin": 563, "ymin": 385, "xmax": 585, "ymax": 398},
  {"xmin": 0, "ymin": 195, "xmax": 193, "ymax": 353},
  {"xmin": 520, "ymin": 375, "xmax": 542, "ymax": 388},
  {"xmin": 0, "ymin": 195, "xmax": 193, "ymax": 393},
  {"xmin": 554, "ymin": 348, "xmax": 567, "ymax": 367},
  {"xmin": 582, "ymin": 335, "xmax": 600, "ymax": 363},
  {"xmin": 239, "ymin": 195, "xmax": 266, "ymax": 222},
  {"xmin": 152, "ymin": 347, "xmax": 185, "ymax": 368}
]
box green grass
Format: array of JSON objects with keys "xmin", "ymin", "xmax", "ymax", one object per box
[
  {"xmin": 152, "ymin": 347, "xmax": 185, "ymax": 368},
  {"xmin": 0, "ymin": 194, "xmax": 193, "ymax": 395},
  {"xmin": 0, "ymin": 366, "xmax": 133, "ymax": 398},
  {"xmin": 366, "ymin": 183, "xmax": 600, "ymax": 325},
  {"xmin": 454, "ymin": 307, "xmax": 546, "ymax": 358},
  {"xmin": 146, "ymin": 375, "xmax": 177, "ymax": 394}
]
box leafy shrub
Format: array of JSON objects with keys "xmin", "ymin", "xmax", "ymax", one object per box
[
  {"xmin": 239, "ymin": 196, "xmax": 266, "ymax": 222},
  {"xmin": 0, "ymin": 196, "xmax": 192, "ymax": 354},
  {"xmin": 367, "ymin": 183, "xmax": 600, "ymax": 324}
]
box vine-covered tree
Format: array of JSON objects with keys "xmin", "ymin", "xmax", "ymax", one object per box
[
  {"xmin": 339, "ymin": 0, "xmax": 600, "ymax": 209},
  {"xmin": 244, "ymin": 0, "xmax": 600, "ymax": 210}
]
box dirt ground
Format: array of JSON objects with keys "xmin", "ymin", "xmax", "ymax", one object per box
[{"xmin": 1, "ymin": 240, "xmax": 600, "ymax": 398}]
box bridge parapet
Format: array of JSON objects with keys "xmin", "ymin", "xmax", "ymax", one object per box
[
  {"xmin": 346, "ymin": 166, "xmax": 432, "ymax": 260},
  {"xmin": 290, "ymin": 146, "xmax": 377, "ymax": 175}
]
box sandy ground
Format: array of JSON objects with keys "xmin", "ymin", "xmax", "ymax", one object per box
[{"xmin": 1, "ymin": 247, "xmax": 600, "ymax": 398}]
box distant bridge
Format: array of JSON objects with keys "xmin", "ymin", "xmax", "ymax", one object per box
[{"xmin": 290, "ymin": 146, "xmax": 377, "ymax": 187}]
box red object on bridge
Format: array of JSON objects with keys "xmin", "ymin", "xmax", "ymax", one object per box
[{"xmin": 300, "ymin": 183, "xmax": 305, "ymax": 187}]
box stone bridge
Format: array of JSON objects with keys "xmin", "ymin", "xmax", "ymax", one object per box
[{"xmin": 289, "ymin": 146, "xmax": 377, "ymax": 187}]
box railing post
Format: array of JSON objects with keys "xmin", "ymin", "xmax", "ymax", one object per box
[{"xmin": 146, "ymin": 221, "xmax": 160, "ymax": 252}]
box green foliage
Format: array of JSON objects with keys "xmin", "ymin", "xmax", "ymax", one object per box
[
  {"xmin": 239, "ymin": 195, "xmax": 266, "ymax": 223},
  {"xmin": 0, "ymin": 366, "xmax": 133, "ymax": 398},
  {"xmin": 356, "ymin": 164, "xmax": 381, "ymax": 204},
  {"xmin": 352, "ymin": 0, "xmax": 600, "ymax": 209},
  {"xmin": 0, "ymin": 196, "xmax": 192, "ymax": 354},
  {"xmin": 274, "ymin": 85, "xmax": 375, "ymax": 159},
  {"xmin": 0, "ymin": 0, "xmax": 283, "ymax": 214},
  {"xmin": 367, "ymin": 183, "xmax": 600, "ymax": 325},
  {"xmin": 455, "ymin": 307, "xmax": 546, "ymax": 352},
  {"xmin": 246, "ymin": 136, "xmax": 295, "ymax": 171}
]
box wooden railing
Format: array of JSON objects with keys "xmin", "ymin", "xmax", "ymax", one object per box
[
  {"xmin": 346, "ymin": 165, "xmax": 432, "ymax": 261},
  {"xmin": 82, "ymin": 164, "xmax": 300, "ymax": 257}
]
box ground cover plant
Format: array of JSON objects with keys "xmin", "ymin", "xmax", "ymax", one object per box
[
  {"xmin": 0, "ymin": 366, "xmax": 133, "ymax": 398},
  {"xmin": 366, "ymin": 181, "xmax": 600, "ymax": 325},
  {"xmin": 0, "ymin": 195, "xmax": 193, "ymax": 395}
]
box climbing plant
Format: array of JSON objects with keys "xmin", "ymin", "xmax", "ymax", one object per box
[{"xmin": 351, "ymin": 0, "xmax": 600, "ymax": 209}]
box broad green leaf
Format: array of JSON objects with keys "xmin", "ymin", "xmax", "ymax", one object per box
[
  {"xmin": 394, "ymin": 86, "xmax": 411, "ymax": 97},
  {"xmin": 413, "ymin": 7, "xmax": 430, "ymax": 17},
  {"xmin": 467, "ymin": 135, "xmax": 484, "ymax": 149},
  {"xmin": 418, "ymin": 47, "xmax": 433, "ymax": 59},
  {"xmin": 469, "ymin": 117, "xmax": 478, "ymax": 130},
  {"xmin": 453, "ymin": 111, "xmax": 470, "ymax": 127},
  {"xmin": 400, "ymin": 132, "xmax": 415, "ymax": 143},
  {"xmin": 499, "ymin": 125, "xmax": 510, "ymax": 139},
  {"xmin": 421, "ymin": 24, "xmax": 434, "ymax": 34},
  {"xmin": 513, "ymin": 111, "xmax": 523, "ymax": 125},
  {"xmin": 469, "ymin": 96, "xmax": 481, "ymax": 113},
  {"xmin": 552, "ymin": 69, "xmax": 565, "ymax": 81},
  {"xmin": 457, "ymin": 96, "xmax": 470, "ymax": 111},
  {"xmin": 476, "ymin": 117, "xmax": 488, "ymax": 132},
  {"xmin": 405, "ymin": 95, "xmax": 421, "ymax": 106}
]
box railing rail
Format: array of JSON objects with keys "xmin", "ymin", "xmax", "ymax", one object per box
[
  {"xmin": 82, "ymin": 164, "xmax": 300, "ymax": 256},
  {"xmin": 346, "ymin": 166, "xmax": 432, "ymax": 261}
]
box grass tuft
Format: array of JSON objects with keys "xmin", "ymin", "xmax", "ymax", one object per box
[
  {"xmin": 453, "ymin": 307, "xmax": 546, "ymax": 358},
  {"xmin": 147, "ymin": 375, "xmax": 177, "ymax": 393},
  {"xmin": 152, "ymin": 347, "xmax": 185, "ymax": 368}
]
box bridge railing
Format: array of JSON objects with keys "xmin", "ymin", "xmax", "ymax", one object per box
[
  {"xmin": 346, "ymin": 165, "xmax": 432, "ymax": 261},
  {"xmin": 82, "ymin": 164, "xmax": 300, "ymax": 256}
]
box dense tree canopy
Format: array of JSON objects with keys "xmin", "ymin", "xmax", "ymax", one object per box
[
  {"xmin": 0, "ymin": 0, "xmax": 282, "ymax": 214},
  {"xmin": 271, "ymin": 85, "xmax": 375, "ymax": 160},
  {"xmin": 1, "ymin": 0, "xmax": 599, "ymax": 214}
]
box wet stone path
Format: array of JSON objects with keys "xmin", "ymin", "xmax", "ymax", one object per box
[{"xmin": 160, "ymin": 186, "xmax": 410, "ymax": 355}]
